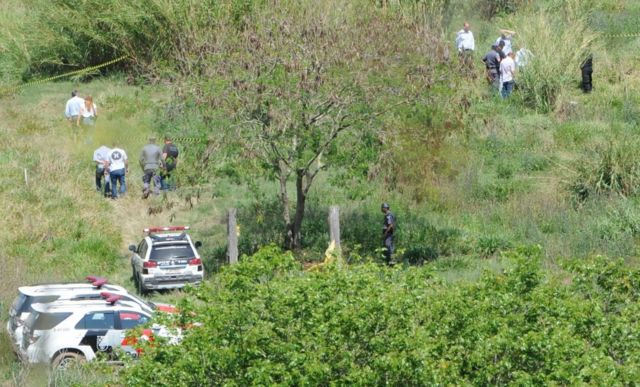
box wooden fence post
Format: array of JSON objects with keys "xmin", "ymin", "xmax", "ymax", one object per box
[
  {"xmin": 227, "ymin": 208, "xmax": 238, "ymax": 264},
  {"xmin": 328, "ymin": 206, "xmax": 341, "ymax": 250}
]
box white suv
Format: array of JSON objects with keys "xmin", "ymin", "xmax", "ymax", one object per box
[
  {"xmin": 21, "ymin": 297, "xmax": 161, "ymax": 368},
  {"xmin": 6, "ymin": 277, "xmax": 175, "ymax": 353},
  {"xmin": 129, "ymin": 226, "xmax": 204, "ymax": 294}
]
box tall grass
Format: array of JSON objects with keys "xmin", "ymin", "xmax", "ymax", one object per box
[{"xmin": 509, "ymin": 2, "xmax": 599, "ymax": 112}]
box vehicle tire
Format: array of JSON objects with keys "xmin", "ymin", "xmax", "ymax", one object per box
[
  {"xmin": 136, "ymin": 275, "xmax": 147, "ymax": 296},
  {"xmin": 52, "ymin": 351, "xmax": 85, "ymax": 370}
]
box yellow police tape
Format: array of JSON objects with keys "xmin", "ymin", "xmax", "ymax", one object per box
[
  {"xmin": 601, "ymin": 32, "xmax": 640, "ymax": 38},
  {"xmin": 0, "ymin": 55, "xmax": 129, "ymax": 96},
  {"xmin": 0, "ymin": 134, "xmax": 210, "ymax": 145}
]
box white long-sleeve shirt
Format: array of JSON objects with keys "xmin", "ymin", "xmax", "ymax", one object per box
[
  {"xmin": 64, "ymin": 96, "xmax": 84, "ymax": 118},
  {"xmin": 495, "ymin": 36, "xmax": 513, "ymax": 56},
  {"xmin": 455, "ymin": 30, "xmax": 475, "ymax": 52},
  {"xmin": 500, "ymin": 56, "xmax": 516, "ymax": 83}
]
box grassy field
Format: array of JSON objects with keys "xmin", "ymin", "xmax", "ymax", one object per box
[
  {"xmin": 2, "ymin": 0, "xmax": 640, "ymax": 384},
  {"xmin": 0, "ymin": 79, "xmax": 230, "ymax": 385}
]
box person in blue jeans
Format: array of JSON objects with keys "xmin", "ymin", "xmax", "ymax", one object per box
[
  {"xmin": 500, "ymin": 51, "xmax": 516, "ymax": 98},
  {"xmin": 107, "ymin": 146, "xmax": 129, "ymax": 199}
]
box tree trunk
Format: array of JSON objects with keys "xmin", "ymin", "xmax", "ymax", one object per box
[
  {"xmin": 289, "ymin": 169, "xmax": 307, "ymax": 250},
  {"xmin": 278, "ymin": 161, "xmax": 293, "ymax": 248}
]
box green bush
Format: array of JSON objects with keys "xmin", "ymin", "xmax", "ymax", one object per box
[{"xmin": 123, "ymin": 246, "xmax": 640, "ymax": 385}]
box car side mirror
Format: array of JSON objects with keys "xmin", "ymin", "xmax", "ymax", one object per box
[
  {"xmin": 195, "ymin": 241, "xmax": 202, "ymax": 248},
  {"xmin": 128, "ymin": 244, "xmax": 137, "ymax": 253}
]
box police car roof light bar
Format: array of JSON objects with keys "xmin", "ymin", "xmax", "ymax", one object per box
[
  {"xmin": 144, "ymin": 226, "xmax": 190, "ymax": 234},
  {"xmin": 106, "ymin": 295, "xmax": 122, "ymax": 305},
  {"xmin": 86, "ymin": 276, "xmax": 108, "ymax": 288}
]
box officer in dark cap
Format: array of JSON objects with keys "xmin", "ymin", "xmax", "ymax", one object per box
[{"xmin": 381, "ymin": 203, "xmax": 396, "ymax": 265}]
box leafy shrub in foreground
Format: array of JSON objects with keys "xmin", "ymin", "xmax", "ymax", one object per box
[{"xmin": 123, "ymin": 246, "xmax": 640, "ymax": 385}]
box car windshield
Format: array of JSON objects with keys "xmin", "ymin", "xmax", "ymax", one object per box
[
  {"xmin": 124, "ymin": 293, "xmax": 156, "ymax": 311},
  {"xmin": 149, "ymin": 244, "xmax": 195, "ymax": 261}
]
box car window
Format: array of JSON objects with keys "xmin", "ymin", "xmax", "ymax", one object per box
[
  {"xmin": 150, "ymin": 244, "xmax": 195, "ymax": 261},
  {"xmin": 18, "ymin": 295, "xmax": 60, "ymax": 314},
  {"xmin": 119, "ymin": 311, "xmax": 150, "ymax": 330},
  {"xmin": 138, "ymin": 240, "xmax": 148, "ymax": 257},
  {"xmin": 31, "ymin": 312, "xmax": 72, "ymax": 330},
  {"xmin": 76, "ymin": 312, "xmax": 116, "ymax": 330},
  {"xmin": 10, "ymin": 293, "xmax": 27, "ymax": 314}
]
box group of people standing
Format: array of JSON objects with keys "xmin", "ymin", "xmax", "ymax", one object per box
[
  {"xmin": 65, "ymin": 89, "xmax": 181, "ymax": 199},
  {"xmin": 92, "ymin": 137, "xmax": 179, "ymax": 199},
  {"xmin": 455, "ymin": 22, "xmax": 530, "ymax": 98}
]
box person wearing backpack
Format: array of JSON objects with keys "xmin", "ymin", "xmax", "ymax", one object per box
[{"xmin": 161, "ymin": 137, "xmax": 179, "ymax": 191}]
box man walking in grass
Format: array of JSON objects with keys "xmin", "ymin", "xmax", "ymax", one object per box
[
  {"xmin": 64, "ymin": 90, "xmax": 84, "ymax": 128},
  {"xmin": 93, "ymin": 145, "xmax": 111, "ymax": 197},
  {"xmin": 482, "ymin": 44, "xmax": 503, "ymax": 92},
  {"xmin": 161, "ymin": 136, "xmax": 179, "ymax": 191},
  {"xmin": 381, "ymin": 203, "xmax": 396, "ymax": 265},
  {"xmin": 455, "ymin": 22, "xmax": 475, "ymax": 77},
  {"xmin": 140, "ymin": 136, "xmax": 163, "ymax": 198},
  {"xmin": 107, "ymin": 144, "xmax": 128, "ymax": 199},
  {"xmin": 500, "ymin": 52, "xmax": 516, "ymax": 98}
]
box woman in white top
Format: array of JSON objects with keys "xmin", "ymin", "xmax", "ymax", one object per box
[{"xmin": 78, "ymin": 95, "xmax": 97, "ymax": 127}]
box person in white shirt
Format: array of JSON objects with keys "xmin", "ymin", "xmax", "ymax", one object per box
[
  {"xmin": 78, "ymin": 95, "xmax": 97, "ymax": 127},
  {"xmin": 93, "ymin": 145, "xmax": 111, "ymax": 196},
  {"xmin": 515, "ymin": 47, "xmax": 533, "ymax": 68},
  {"xmin": 495, "ymin": 29, "xmax": 515, "ymax": 56},
  {"xmin": 455, "ymin": 22, "xmax": 475, "ymax": 75},
  {"xmin": 64, "ymin": 90, "xmax": 84, "ymax": 127},
  {"xmin": 107, "ymin": 145, "xmax": 128, "ymax": 199},
  {"xmin": 500, "ymin": 52, "xmax": 516, "ymax": 98}
]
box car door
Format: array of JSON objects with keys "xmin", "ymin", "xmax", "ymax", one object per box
[
  {"xmin": 117, "ymin": 311, "xmax": 152, "ymax": 356},
  {"xmin": 76, "ymin": 311, "xmax": 118, "ymax": 354},
  {"xmin": 132, "ymin": 240, "xmax": 148, "ymax": 273}
]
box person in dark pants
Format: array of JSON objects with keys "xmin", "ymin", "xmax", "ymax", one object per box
[
  {"xmin": 482, "ymin": 44, "xmax": 503, "ymax": 92},
  {"xmin": 381, "ymin": 203, "xmax": 396, "ymax": 265},
  {"xmin": 140, "ymin": 137, "xmax": 163, "ymax": 198},
  {"xmin": 161, "ymin": 137, "xmax": 179, "ymax": 191},
  {"xmin": 93, "ymin": 145, "xmax": 111, "ymax": 197},
  {"xmin": 581, "ymin": 54, "xmax": 593, "ymax": 93}
]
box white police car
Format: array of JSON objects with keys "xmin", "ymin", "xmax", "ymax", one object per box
[
  {"xmin": 20, "ymin": 295, "xmax": 163, "ymax": 368},
  {"xmin": 6, "ymin": 277, "xmax": 176, "ymax": 354},
  {"xmin": 129, "ymin": 226, "xmax": 204, "ymax": 294}
]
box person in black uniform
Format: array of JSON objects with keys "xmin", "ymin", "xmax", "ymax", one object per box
[
  {"xmin": 580, "ymin": 54, "xmax": 593, "ymax": 93},
  {"xmin": 161, "ymin": 136, "xmax": 179, "ymax": 191},
  {"xmin": 381, "ymin": 203, "xmax": 396, "ymax": 265}
]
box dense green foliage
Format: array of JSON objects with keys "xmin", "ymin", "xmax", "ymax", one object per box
[{"xmin": 124, "ymin": 246, "xmax": 640, "ymax": 385}]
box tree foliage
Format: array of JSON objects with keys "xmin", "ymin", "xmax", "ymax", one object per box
[{"xmin": 124, "ymin": 246, "xmax": 640, "ymax": 385}]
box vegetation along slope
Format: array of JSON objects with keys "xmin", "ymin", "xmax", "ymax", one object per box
[{"xmin": 2, "ymin": 0, "xmax": 640, "ymax": 385}]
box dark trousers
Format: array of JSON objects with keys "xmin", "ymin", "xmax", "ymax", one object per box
[
  {"xmin": 383, "ymin": 234, "xmax": 395, "ymax": 262},
  {"xmin": 95, "ymin": 166, "xmax": 111, "ymax": 196},
  {"xmin": 142, "ymin": 169, "xmax": 161, "ymax": 195},
  {"xmin": 487, "ymin": 70, "xmax": 500, "ymax": 91},
  {"xmin": 581, "ymin": 68, "xmax": 592, "ymax": 93}
]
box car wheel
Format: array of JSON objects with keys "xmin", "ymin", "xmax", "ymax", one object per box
[
  {"xmin": 52, "ymin": 351, "xmax": 85, "ymax": 370},
  {"xmin": 136, "ymin": 275, "xmax": 147, "ymax": 295}
]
